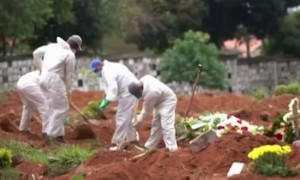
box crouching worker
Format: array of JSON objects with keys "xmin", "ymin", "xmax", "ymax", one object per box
[
  {"xmin": 16, "ymin": 70, "xmax": 48, "ymax": 136},
  {"xmin": 128, "ymin": 75, "xmax": 178, "ymax": 152}
]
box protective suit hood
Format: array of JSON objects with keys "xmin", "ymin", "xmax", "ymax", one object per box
[{"xmin": 56, "ymin": 37, "xmax": 71, "ymax": 50}]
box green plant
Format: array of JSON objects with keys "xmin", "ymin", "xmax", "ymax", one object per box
[
  {"xmin": 248, "ymin": 145, "xmax": 294, "ymax": 177},
  {"xmin": 0, "ymin": 140, "xmax": 48, "ymax": 164},
  {"xmin": 274, "ymin": 82, "xmax": 300, "ymax": 96},
  {"xmin": 160, "ymin": 30, "xmax": 228, "ymax": 90},
  {"xmin": 71, "ymin": 173, "xmax": 85, "ymax": 180},
  {"xmin": 0, "ymin": 168, "xmax": 20, "ymax": 180},
  {"xmin": 251, "ymin": 88, "xmax": 268, "ymax": 100},
  {"xmin": 45, "ymin": 145, "xmax": 95, "ymax": 177},
  {"xmin": 82, "ymin": 100, "xmax": 102, "ymax": 119},
  {"xmin": 0, "ymin": 148, "xmax": 12, "ymax": 168}
]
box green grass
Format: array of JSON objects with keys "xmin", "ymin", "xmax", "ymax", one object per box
[
  {"xmin": 0, "ymin": 140, "xmax": 98, "ymax": 177},
  {"xmin": 0, "ymin": 168, "xmax": 20, "ymax": 180},
  {"xmin": 0, "ymin": 140, "xmax": 48, "ymax": 164}
]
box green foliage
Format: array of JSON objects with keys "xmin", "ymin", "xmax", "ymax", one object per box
[
  {"xmin": 0, "ymin": 149, "xmax": 12, "ymax": 168},
  {"xmin": 71, "ymin": 173, "xmax": 85, "ymax": 180},
  {"xmin": 0, "ymin": 140, "xmax": 48, "ymax": 164},
  {"xmin": 45, "ymin": 145, "xmax": 94, "ymax": 177},
  {"xmin": 253, "ymin": 153, "xmax": 294, "ymax": 177},
  {"xmin": 251, "ymin": 88, "xmax": 269, "ymax": 100},
  {"xmin": 123, "ymin": 0, "xmax": 208, "ymax": 53},
  {"xmin": 0, "ymin": 168, "xmax": 20, "ymax": 180},
  {"xmin": 160, "ymin": 30, "xmax": 228, "ymax": 90},
  {"xmin": 274, "ymin": 82, "xmax": 300, "ymax": 96},
  {"xmin": 82, "ymin": 100, "xmax": 102, "ymax": 119},
  {"xmin": 0, "ymin": 0, "xmax": 53, "ymax": 56}
]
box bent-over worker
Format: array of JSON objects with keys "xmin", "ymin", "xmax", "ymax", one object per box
[
  {"xmin": 90, "ymin": 58, "xmax": 139, "ymax": 150},
  {"xmin": 16, "ymin": 71, "xmax": 48, "ymax": 135},
  {"xmin": 33, "ymin": 35, "xmax": 82, "ymax": 142},
  {"xmin": 128, "ymin": 75, "xmax": 178, "ymax": 152}
]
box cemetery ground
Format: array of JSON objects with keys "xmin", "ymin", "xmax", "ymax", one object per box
[{"xmin": 1, "ymin": 91, "xmax": 300, "ymax": 179}]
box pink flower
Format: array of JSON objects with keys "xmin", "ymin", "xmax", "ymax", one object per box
[
  {"xmin": 241, "ymin": 126, "xmax": 248, "ymax": 131},
  {"xmin": 275, "ymin": 133, "xmax": 283, "ymax": 141},
  {"xmin": 217, "ymin": 126, "xmax": 225, "ymax": 130},
  {"xmin": 237, "ymin": 119, "xmax": 242, "ymax": 124}
]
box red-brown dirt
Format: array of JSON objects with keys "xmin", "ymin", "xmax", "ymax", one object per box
[{"xmin": 1, "ymin": 91, "xmax": 300, "ymax": 179}]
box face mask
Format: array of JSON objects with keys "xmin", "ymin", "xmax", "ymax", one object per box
[
  {"xmin": 97, "ymin": 71, "xmax": 102, "ymax": 77},
  {"xmin": 134, "ymin": 91, "xmax": 143, "ymax": 99}
]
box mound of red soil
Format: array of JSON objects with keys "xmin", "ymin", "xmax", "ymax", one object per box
[{"xmin": 55, "ymin": 132, "xmax": 300, "ymax": 180}]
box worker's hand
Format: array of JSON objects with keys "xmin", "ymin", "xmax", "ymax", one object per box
[{"xmin": 98, "ymin": 99, "xmax": 111, "ymax": 110}]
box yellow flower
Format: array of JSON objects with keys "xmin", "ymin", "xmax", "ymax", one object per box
[{"xmin": 247, "ymin": 144, "xmax": 292, "ymax": 161}]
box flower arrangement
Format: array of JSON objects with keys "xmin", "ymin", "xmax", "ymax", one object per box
[
  {"xmin": 176, "ymin": 112, "xmax": 265, "ymax": 141},
  {"xmin": 264, "ymin": 98, "xmax": 299, "ymax": 143},
  {"xmin": 247, "ymin": 144, "xmax": 294, "ymax": 177}
]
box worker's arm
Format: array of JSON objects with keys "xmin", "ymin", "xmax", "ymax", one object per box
[
  {"xmin": 137, "ymin": 98, "xmax": 156, "ymax": 123},
  {"xmin": 32, "ymin": 45, "xmax": 47, "ymax": 72},
  {"xmin": 65, "ymin": 53, "xmax": 76, "ymax": 94}
]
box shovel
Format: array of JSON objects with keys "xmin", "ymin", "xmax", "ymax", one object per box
[{"xmin": 70, "ymin": 102, "xmax": 102, "ymax": 126}]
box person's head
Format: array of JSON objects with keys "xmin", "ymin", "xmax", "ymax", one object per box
[
  {"xmin": 67, "ymin": 35, "xmax": 82, "ymax": 53},
  {"xmin": 90, "ymin": 58, "xmax": 104, "ymax": 74},
  {"xmin": 128, "ymin": 81, "xmax": 144, "ymax": 99}
]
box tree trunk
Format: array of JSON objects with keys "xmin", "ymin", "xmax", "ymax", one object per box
[
  {"xmin": 9, "ymin": 37, "xmax": 17, "ymax": 56},
  {"xmin": 0, "ymin": 35, "xmax": 6, "ymax": 58},
  {"xmin": 245, "ymin": 35, "xmax": 250, "ymax": 59}
]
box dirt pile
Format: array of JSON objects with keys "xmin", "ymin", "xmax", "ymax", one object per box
[{"xmin": 55, "ymin": 132, "xmax": 300, "ymax": 180}]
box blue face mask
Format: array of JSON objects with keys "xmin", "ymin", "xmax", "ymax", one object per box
[{"xmin": 96, "ymin": 71, "xmax": 102, "ymax": 77}]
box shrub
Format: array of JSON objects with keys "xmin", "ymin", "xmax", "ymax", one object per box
[
  {"xmin": 82, "ymin": 100, "xmax": 102, "ymax": 119},
  {"xmin": 251, "ymin": 88, "xmax": 268, "ymax": 100},
  {"xmin": 274, "ymin": 82, "xmax": 300, "ymax": 96},
  {"xmin": 248, "ymin": 145, "xmax": 294, "ymax": 177},
  {"xmin": 0, "ymin": 148, "xmax": 13, "ymax": 168}
]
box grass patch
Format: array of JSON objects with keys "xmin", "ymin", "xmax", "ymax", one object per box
[
  {"xmin": 45, "ymin": 145, "xmax": 95, "ymax": 177},
  {"xmin": 0, "ymin": 168, "xmax": 20, "ymax": 180},
  {"xmin": 71, "ymin": 173, "xmax": 85, "ymax": 180},
  {"xmin": 0, "ymin": 140, "xmax": 98, "ymax": 177},
  {"xmin": 0, "ymin": 140, "xmax": 48, "ymax": 164}
]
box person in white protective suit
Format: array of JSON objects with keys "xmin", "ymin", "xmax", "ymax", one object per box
[
  {"xmin": 89, "ymin": 58, "xmax": 139, "ymax": 150},
  {"xmin": 128, "ymin": 75, "xmax": 178, "ymax": 152},
  {"xmin": 16, "ymin": 70, "xmax": 48, "ymax": 136},
  {"xmin": 33, "ymin": 35, "xmax": 82, "ymax": 142}
]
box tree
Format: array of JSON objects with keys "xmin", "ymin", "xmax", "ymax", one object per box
[
  {"xmin": 29, "ymin": 0, "xmax": 125, "ymax": 54},
  {"xmin": 0, "ymin": 0, "xmax": 53, "ymax": 57},
  {"xmin": 160, "ymin": 30, "xmax": 228, "ymax": 90},
  {"xmin": 123, "ymin": 0, "xmax": 208, "ymax": 54},
  {"xmin": 263, "ymin": 11, "xmax": 300, "ymax": 57}
]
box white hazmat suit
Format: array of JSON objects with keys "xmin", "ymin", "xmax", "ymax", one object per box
[
  {"xmin": 16, "ymin": 71, "xmax": 49, "ymax": 133},
  {"xmin": 33, "ymin": 37, "xmax": 76, "ymax": 138},
  {"xmin": 101, "ymin": 60, "xmax": 139, "ymax": 146},
  {"xmin": 136, "ymin": 75, "xmax": 178, "ymax": 151}
]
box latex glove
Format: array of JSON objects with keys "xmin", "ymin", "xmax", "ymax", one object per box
[
  {"xmin": 64, "ymin": 117, "xmax": 70, "ymax": 125},
  {"xmin": 98, "ymin": 99, "xmax": 111, "ymax": 110}
]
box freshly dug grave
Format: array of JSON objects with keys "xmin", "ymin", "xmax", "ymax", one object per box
[
  {"xmin": 1, "ymin": 91, "xmax": 300, "ymax": 179},
  {"xmin": 54, "ymin": 132, "xmax": 300, "ymax": 180}
]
